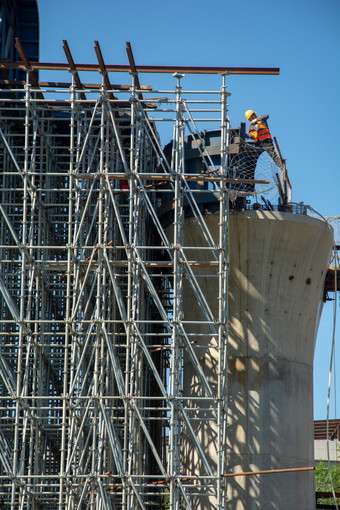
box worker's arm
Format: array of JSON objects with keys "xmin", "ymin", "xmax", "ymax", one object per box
[
  {"xmin": 246, "ymin": 119, "xmax": 258, "ymax": 138},
  {"xmin": 256, "ymin": 114, "xmax": 269, "ymax": 121},
  {"xmin": 245, "ymin": 131, "xmax": 255, "ymax": 140}
]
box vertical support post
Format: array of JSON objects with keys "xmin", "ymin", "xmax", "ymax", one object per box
[
  {"xmin": 218, "ymin": 73, "xmax": 230, "ymax": 509},
  {"xmin": 282, "ymin": 160, "xmax": 288, "ymax": 204},
  {"xmin": 124, "ymin": 70, "xmax": 138, "ymax": 510},
  {"xmin": 91, "ymin": 72, "xmax": 106, "ymax": 501},
  {"xmin": 59, "ymin": 72, "xmax": 76, "ymax": 510},
  {"xmin": 129, "ymin": 71, "xmax": 142, "ymax": 494},
  {"xmin": 169, "ymin": 73, "xmax": 185, "ymax": 510},
  {"xmin": 11, "ymin": 69, "xmax": 31, "ymax": 510}
]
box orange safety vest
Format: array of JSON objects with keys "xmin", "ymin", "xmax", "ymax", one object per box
[{"xmin": 250, "ymin": 120, "xmax": 272, "ymax": 144}]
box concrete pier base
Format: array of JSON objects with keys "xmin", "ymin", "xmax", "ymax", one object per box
[{"xmin": 169, "ymin": 210, "xmax": 333, "ymax": 509}]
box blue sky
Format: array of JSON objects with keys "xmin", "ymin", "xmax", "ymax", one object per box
[{"xmin": 37, "ymin": 0, "xmax": 340, "ymax": 420}]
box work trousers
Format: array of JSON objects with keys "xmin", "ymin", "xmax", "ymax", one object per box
[{"xmin": 256, "ymin": 140, "xmax": 282, "ymax": 169}]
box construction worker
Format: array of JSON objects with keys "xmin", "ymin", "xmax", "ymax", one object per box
[{"xmin": 244, "ymin": 110, "xmax": 281, "ymax": 168}]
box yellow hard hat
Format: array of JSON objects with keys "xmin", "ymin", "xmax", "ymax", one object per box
[{"xmin": 245, "ymin": 109, "xmax": 256, "ymax": 120}]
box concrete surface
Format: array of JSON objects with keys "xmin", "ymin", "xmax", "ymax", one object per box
[{"xmin": 167, "ymin": 210, "xmax": 333, "ymax": 509}]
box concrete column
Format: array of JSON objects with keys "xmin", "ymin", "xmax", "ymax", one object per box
[{"xmin": 169, "ymin": 210, "xmax": 333, "ymax": 509}]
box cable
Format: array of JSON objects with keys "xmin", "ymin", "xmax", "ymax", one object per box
[{"xmin": 326, "ymin": 241, "xmax": 339, "ymax": 510}]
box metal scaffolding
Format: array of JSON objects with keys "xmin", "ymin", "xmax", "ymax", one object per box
[{"xmin": 0, "ymin": 41, "xmax": 283, "ymax": 509}]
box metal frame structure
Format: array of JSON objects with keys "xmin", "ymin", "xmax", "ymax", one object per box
[{"xmin": 0, "ymin": 40, "xmax": 282, "ymax": 509}]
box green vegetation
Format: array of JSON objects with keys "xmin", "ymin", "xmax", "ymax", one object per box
[{"xmin": 315, "ymin": 461, "xmax": 340, "ymax": 507}]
